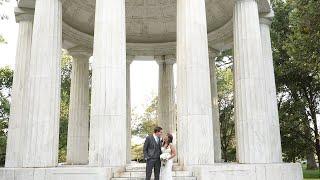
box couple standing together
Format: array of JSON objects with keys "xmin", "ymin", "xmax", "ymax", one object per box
[{"xmin": 143, "ymin": 126, "xmax": 176, "ymax": 180}]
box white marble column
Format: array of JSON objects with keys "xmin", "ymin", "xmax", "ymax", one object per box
[
  {"xmin": 233, "ymin": 0, "xmax": 271, "ymax": 163},
  {"xmin": 209, "ymin": 53, "xmax": 222, "ymax": 163},
  {"xmin": 5, "ymin": 8, "xmax": 33, "ymax": 168},
  {"xmin": 67, "ymin": 50, "xmax": 90, "ymax": 165},
  {"xmin": 89, "ymin": 0, "xmax": 126, "ymax": 166},
  {"xmin": 22, "ymin": 0, "xmax": 62, "ymax": 167},
  {"xmin": 126, "ymin": 55, "xmax": 134, "ymax": 164},
  {"xmin": 156, "ymin": 55, "xmax": 176, "ymax": 135},
  {"xmin": 260, "ymin": 15, "xmax": 282, "ymax": 163},
  {"xmin": 177, "ymin": 0, "xmax": 215, "ymax": 165},
  {"xmin": 157, "ymin": 56, "xmax": 164, "ymax": 126}
]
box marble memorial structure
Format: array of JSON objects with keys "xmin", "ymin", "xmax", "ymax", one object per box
[{"xmin": 1, "ymin": 0, "xmax": 303, "ymax": 179}]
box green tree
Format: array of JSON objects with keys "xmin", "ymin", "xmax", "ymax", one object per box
[
  {"xmin": 132, "ymin": 97, "xmax": 158, "ymax": 138},
  {"xmin": 0, "ymin": 35, "xmax": 7, "ymax": 44},
  {"xmin": 131, "ymin": 144, "xmax": 144, "ymax": 162},
  {"xmin": 272, "ymin": 0, "xmax": 320, "ymax": 169},
  {"xmin": 285, "ymin": 0, "xmax": 320, "ymax": 167},
  {"xmin": 216, "ymin": 51, "xmax": 236, "ymax": 162},
  {"xmin": 58, "ymin": 51, "xmax": 72, "ymax": 162},
  {"xmin": 0, "ymin": 67, "xmax": 13, "ymax": 166}
]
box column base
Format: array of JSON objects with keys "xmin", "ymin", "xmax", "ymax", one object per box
[{"xmin": 189, "ymin": 163, "xmax": 303, "ymax": 180}]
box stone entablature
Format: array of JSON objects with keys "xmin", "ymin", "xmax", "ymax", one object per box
[{"xmin": 16, "ymin": 0, "xmax": 271, "ymax": 56}]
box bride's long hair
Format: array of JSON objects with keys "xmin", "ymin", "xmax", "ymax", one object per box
[
  {"xmin": 167, "ymin": 133, "xmax": 173, "ymax": 144},
  {"xmin": 163, "ymin": 133, "xmax": 173, "ymax": 145}
]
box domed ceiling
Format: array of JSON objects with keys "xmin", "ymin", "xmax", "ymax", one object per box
[{"xmin": 61, "ymin": 0, "xmax": 234, "ymax": 44}]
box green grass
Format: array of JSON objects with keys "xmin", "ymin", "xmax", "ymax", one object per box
[{"xmin": 302, "ymin": 164, "xmax": 320, "ymax": 179}]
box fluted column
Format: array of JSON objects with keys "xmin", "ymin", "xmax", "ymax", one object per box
[
  {"xmin": 22, "ymin": 0, "xmax": 62, "ymax": 167},
  {"xmin": 89, "ymin": 0, "xmax": 126, "ymax": 166},
  {"xmin": 126, "ymin": 55, "xmax": 134, "ymax": 164},
  {"xmin": 67, "ymin": 49, "xmax": 90, "ymax": 165},
  {"xmin": 5, "ymin": 8, "xmax": 34, "ymax": 168},
  {"xmin": 177, "ymin": 0, "xmax": 215, "ymax": 165},
  {"xmin": 156, "ymin": 55, "xmax": 176, "ymax": 135},
  {"xmin": 209, "ymin": 53, "xmax": 222, "ymax": 163},
  {"xmin": 233, "ymin": 0, "xmax": 271, "ymax": 163},
  {"xmin": 260, "ymin": 15, "xmax": 282, "ymax": 163}
]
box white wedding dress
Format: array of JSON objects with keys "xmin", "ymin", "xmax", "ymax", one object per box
[{"xmin": 160, "ymin": 144, "xmax": 173, "ymax": 180}]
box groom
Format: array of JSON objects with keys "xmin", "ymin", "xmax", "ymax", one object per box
[{"xmin": 143, "ymin": 126, "xmax": 163, "ymax": 180}]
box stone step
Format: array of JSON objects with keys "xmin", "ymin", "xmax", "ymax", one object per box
[
  {"xmin": 112, "ymin": 177, "xmax": 196, "ymax": 180},
  {"xmin": 125, "ymin": 163, "xmax": 183, "ymax": 172},
  {"xmin": 114, "ymin": 171, "xmax": 193, "ymax": 178}
]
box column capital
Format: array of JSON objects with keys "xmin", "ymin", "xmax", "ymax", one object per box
[
  {"xmin": 15, "ymin": 7, "xmax": 34, "ymax": 23},
  {"xmin": 68, "ymin": 46, "xmax": 92, "ymax": 60},
  {"xmin": 155, "ymin": 55, "xmax": 165, "ymax": 64},
  {"xmin": 126, "ymin": 55, "xmax": 135, "ymax": 64},
  {"xmin": 164, "ymin": 55, "xmax": 176, "ymax": 65}
]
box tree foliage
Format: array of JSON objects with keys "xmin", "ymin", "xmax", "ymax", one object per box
[
  {"xmin": 58, "ymin": 51, "xmax": 73, "ymax": 162},
  {"xmin": 216, "ymin": 52, "xmax": 236, "ymax": 162},
  {"xmin": 0, "ymin": 66, "xmax": 13, "ymax": 166},
  {"xmin": 131, "ymin": 97, "xmax": 158, "ymax": 138},
  {"xmin": 131, "ymin": 144, "xmax": 144, "ymax": 162},
  {"xmin": 0, "ymin": 35, "xmax": 7, "ymax": 44},
  {"xmin": 272, "ymin": 0, "xmax": 320, "ymax": 168}
]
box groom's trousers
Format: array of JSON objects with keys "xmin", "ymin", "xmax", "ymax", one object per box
[{"xmin": 146, "ymin": 158, "xmax": 161, "ymax": 180}]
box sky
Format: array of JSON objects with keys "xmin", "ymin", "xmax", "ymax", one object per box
[{"xmin": 0, "ymin": 1, "xmax": 162, "ymax": 116}]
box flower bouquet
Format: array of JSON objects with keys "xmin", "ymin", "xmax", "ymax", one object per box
[{"xmin": 160, "ymin": 153, "xmax": 171, "ymax": 167}]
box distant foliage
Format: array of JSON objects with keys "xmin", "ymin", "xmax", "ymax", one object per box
[
  {"xmin": 216, "ymin": 51, "xmax": 236, "ymax": 162},
  {"xmin": 0, "ymin": 35, "xmax": 7, "ymax": 44},
  {"xmin": 131, "ymin": 144, "xmax": 144, "ymax": 162},
  {"xmin": 272, "ymin": 0, "xmax": 320, "ymax": 168},
  {"xmin": 131, "ymin": 97, "xmax": 159, "ymax": 138},
  {"xmin": 0, "ymin": 67, "xmax": 13, "ymax": 166},
  {"xmin": 58, "ymin": 51, "xmax": 73, "ymax": 163}
]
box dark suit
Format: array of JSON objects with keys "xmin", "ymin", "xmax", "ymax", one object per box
[{"xmin": 143, "ymin": 135, "xmax": 162, "ymax": 180}]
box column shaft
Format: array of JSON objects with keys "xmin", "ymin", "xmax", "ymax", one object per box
[
  {"xmin": 67, "ymin": 54, "xmax": 90, "ymax": 165},
  {"xmin": 5, "ymin": 17, "xmax": 33, "ymax": 168},
  {"xmin": 89, "ymin": 0, "xmax": 126, "ymax": 166},
  {"xmin": 22, "ymin": 0, "xmax": 62, "ymax": 167},
  {"xmin": 126, "ymin": 57, "xmax": 133, "ymax": 164},
  {"xmin": 209, "ymin": 55, "xmax": 222, "ymax": 163},
  {"xmin": 233, "ymin": 0, "xmax": 271, "ymax": 163},
  {"xmin": 157, "ymin": 56, "xmax": 175, "ymax": 135},
  {"xmin": 260, "ymin": 17, "xmax": 282, "ymax": 163},
  {"xmin": 177, "ymin": 0, "xmax": 215, "ymax": 165}
]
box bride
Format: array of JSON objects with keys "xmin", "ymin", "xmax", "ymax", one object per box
[{"xmin": 160, "ymin": 133, "xmax": 176, "ymax": 180}]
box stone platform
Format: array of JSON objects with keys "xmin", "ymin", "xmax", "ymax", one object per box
[
  {"xmin": 112, "ymin": 163, "xmax": 196, "ymax": 180},
  {"xmin": 190, "ymin": 163, "xmax": 303, "ymax": 180},
  {"xmin": 0, "ymin": 163, "xmax": 303, "ymax": 180},
  {"xmin": 0, "ymin": 166, "xmax": 119, "ymax": 180}
]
